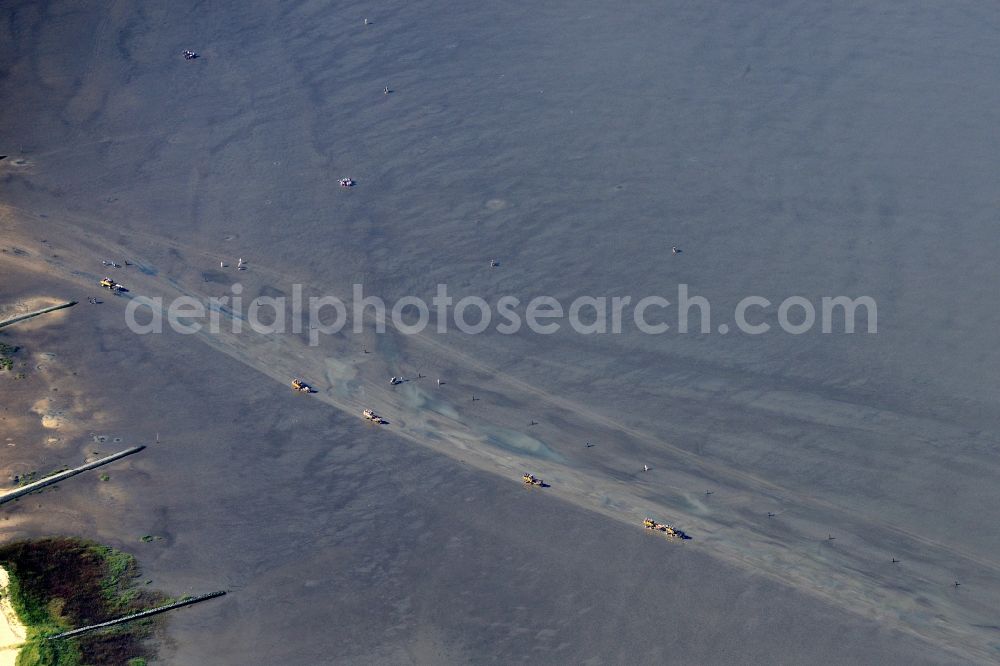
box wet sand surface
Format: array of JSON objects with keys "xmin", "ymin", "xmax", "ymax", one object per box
[
  {"xmin": 2, "ymin": 0, "xmax": 1000, "ymax": 663},
  {"xmin": 0, "ymin": 269, "xmax": 947, "ymax": 665}
]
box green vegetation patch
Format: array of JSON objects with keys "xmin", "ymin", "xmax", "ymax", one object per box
[
  {"xmin": 0, "ymin": 537, "xmax": 166, "ymax": 666},
  {"xmin": 0, "ymin": 340, "xmax": 21, "ymax": 371}
]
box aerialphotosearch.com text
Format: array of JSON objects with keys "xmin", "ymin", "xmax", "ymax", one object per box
[{"xmin": 125, "ymin": 283, "xmax": 878, "ymax": 345}]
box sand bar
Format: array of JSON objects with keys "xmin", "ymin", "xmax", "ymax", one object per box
[{"xmin": 0, "ymin": 566, "xmax": 26, "ymax": 666}]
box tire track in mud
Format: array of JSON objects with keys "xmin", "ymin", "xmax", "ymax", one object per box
[
  {"xmin": 61, "ymin": 215, "xmax": 1000, "ymax": 574},
  {"xmin": 4, "ymin": 210, "xmax": 1000, "ymax": 661},
  {"xmin": 2, "ymin": 215, "xmax": 994, "ymax": 556}
]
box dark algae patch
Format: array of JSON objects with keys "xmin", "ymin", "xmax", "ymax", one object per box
[{"xmin": 0, "ymin": 538, "xmax": 166, "ymax": 666}]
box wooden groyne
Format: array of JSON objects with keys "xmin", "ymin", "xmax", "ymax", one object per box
[
  {"xmin": 0, "ymin": 446, "xmax": 144, "ymax": 506},
  {"xmin": 47, "ymin": 591, "xmax": 227, "ymax": 640},
  {"xmin": 0, "ymin": 300, "xmax": 77, "ymax": 329}
]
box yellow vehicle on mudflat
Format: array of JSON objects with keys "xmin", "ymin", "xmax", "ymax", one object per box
[{"xmin": 643, "ymin": 518, "xmax": 687, "ymax": 539}]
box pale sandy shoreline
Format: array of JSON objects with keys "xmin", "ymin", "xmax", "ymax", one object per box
[{"xmin": 0, "ymin": 566, "xmax": 26, "ymax": 666}]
